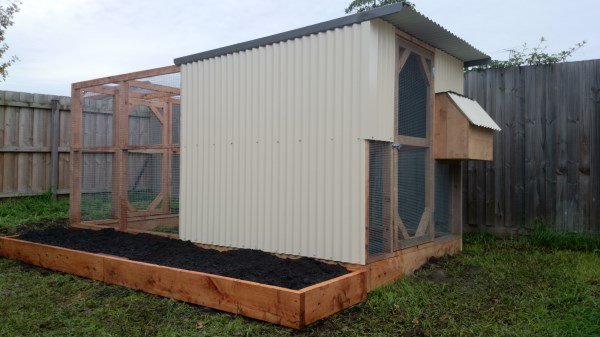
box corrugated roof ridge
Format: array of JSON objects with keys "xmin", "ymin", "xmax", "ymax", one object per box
[
  {"xmin": 174, "ymin": 3, "xmax": 489, "ymax": 66},
  {"xmin": 400, "ymin": 6, "xmax": 488, "ymax": 64}
]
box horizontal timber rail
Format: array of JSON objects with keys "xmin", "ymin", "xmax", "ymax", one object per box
[{"xmin": 72, "ymin": 65, "xmax": 180, "ymax": 90}]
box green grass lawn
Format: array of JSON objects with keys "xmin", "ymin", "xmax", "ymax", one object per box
[
  {"xmin": 0, "ymin": 196, "xmax": 599, "ymax": 336},
  {"xmin": 0, "ymin": 194, "xmax": 68, "ymax": 235}
]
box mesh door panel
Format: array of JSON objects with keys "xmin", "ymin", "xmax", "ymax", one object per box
[
  {"xmin": 129, "ymin": 105, "xmax": 163, "ymax": 146},
  {"xmin": 368, "ymin": 141, "xmax": 392, "ymax": 257},
  {"xmin": 397, "ymin": 146, "xmax": 427, "ymax": 236},
  {"xmin": 128, "ymin": 152, "xmax": 162, "ymax": 210},
  {"xmin": 398, "ymin": 53, "xmax": 428, "ymax": 138},
  {"xmin": 434, "ymin": 162, "xmax": 451, "ymax": 235}
]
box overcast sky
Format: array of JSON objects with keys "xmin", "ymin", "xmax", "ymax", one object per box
[{"xmin": 0, "ymin": 0, "xmax": 597, "ymax": 96}]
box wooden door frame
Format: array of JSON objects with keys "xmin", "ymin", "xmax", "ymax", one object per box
[{"xmin": 392, "ymin": 34, "xmax": 436, "ymax": 250}]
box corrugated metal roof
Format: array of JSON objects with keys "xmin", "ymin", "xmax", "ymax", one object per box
[
  {"xmin": 447, "ymin": 92, "xmax": 501, "ymax": 131},
  {"xmin": 174, "ymin": 3, "xmax": 489, "ymax": 66},
  {"xmin": 380, "ymin": 8, "xmax": 489, "ymax": 65}
]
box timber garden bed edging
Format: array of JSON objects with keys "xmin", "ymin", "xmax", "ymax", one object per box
[{"xmin": 0, "ymin": 236, "xmax": 366, "ymax": 329}]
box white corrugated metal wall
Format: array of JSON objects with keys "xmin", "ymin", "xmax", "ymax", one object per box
[
  {"xmin": 180, "ymin": 20, "xmax": 396, "ymax": 264},
  {"xmin": 434, "ymin": 49, "xmax": 464, "ymax": 94}
]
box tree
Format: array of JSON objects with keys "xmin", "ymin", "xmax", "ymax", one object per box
[
  {"xmin": 467, "ymin": 37, "xmax": 587, "ymax": 71},
  {"xmin": 345, "ymin": 0, "xmax": 414, "ymax": 14},
  {"xmin": 0, "ymin": 1, "xmax": 20, "ymax": 81}
]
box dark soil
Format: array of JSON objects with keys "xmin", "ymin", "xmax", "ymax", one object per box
[{"xmin": 17, "ymin": 227, "xmax": 349, "ymax": 290}]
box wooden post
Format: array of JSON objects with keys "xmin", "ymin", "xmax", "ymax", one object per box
[
  {"xmin": 162, "ymin": 102, "xmax": 172, "ymax": 213},
  {"xmin": 69, "ymin": 88, "xmax": 83, "ymax": 225},
  {"xmin": 118, "ymin": 81, "xmax": 130, "ymax": 231},
  {"xmin": 50, "ymin": 99, "xmax": 60, "ymax": 199},
  {"xmin": 112, "ymin": 81, "xmax": 130, "ymax": 231}
]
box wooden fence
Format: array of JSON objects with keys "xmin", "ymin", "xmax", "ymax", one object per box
[
  {"xmin": 463, "ymin": 59, "xmax": 600, "ymax": 233},
  {"xmin": 0, "ymin": 91, "xmax": 71, "ymax": 197},
  {"xmin": 0, "ymin": 90, "xmax": 168, "ymax": 199}
]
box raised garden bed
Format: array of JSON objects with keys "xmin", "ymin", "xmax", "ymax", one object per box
[
  {"xmin": 17, "ymin": 228, "xmax": 348, "ymax": 290},
  {"xmin": 0, "ymin": 228, "xmax": 367, "ymax": 328}
]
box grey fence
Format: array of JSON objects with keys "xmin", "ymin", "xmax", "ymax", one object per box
[
  {"xmin": 0, "ymin": 90, "xmax": 164, "ymax": 199},
  {"xmin": 463, "ymin": 59, "xmax": 600, "ymax": 234},
  {"xmin": 0, "ymin": 91, "xmax": 72, "ymax": 197}
]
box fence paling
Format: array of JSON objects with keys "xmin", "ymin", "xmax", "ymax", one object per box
[
  {"xmin": 463, "ymin": 60, "xmax": 600, "ymax": 234},
  {"xmin": 0, "ymin": 91, "xmax": 72, "ymax": 197}
]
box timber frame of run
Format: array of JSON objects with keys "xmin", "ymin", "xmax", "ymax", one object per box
[{"xmin": 70, "ymin": 65, "xmax": 181, "ymax": 233}]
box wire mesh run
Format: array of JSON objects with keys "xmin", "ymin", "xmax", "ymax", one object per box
[
  {"xmin": 368, "ymin": 141, "xmax": 393, "ymax": 258},
  {"xmin": 398, "ymin": 52, "xmax": 428, "ymax": 138},
  {"xmin": 397, "ymin": 146, "xmax": 427, "ymax": 236},
  {"xmin": 72, "ymin": 66, "xmax": 181, "ymax": 233}
]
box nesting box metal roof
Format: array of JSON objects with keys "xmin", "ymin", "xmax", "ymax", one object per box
[
  {"xmin": 447, "ymin": 92, "xmax": 502, "ymax": 131},
  {"xmin": 174, "ymin": 3, "xmax": 490, "ymax": 67}
]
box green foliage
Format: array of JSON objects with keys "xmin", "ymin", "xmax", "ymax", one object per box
[
  {"xmin": 0, "ymin": 193, "xmax": 68, "ymax": 235},
  {"xmin": 468, "ymin": 37, "xmax": 587, "ymax": 71},
  {"xmin": 0, "ymin": 0, "xmax": 20, "ymax": 81},
  {"xmin": 527, "ymin": 222, "xmax": 600, "ymax": 253},
  {"xmin": 345, "ymin": 0, "xmax": 414, "ymax": 14}
]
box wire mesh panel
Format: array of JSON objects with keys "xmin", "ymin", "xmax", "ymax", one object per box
[
  {"xmin": 81, "ymin": 153, "xmax": 113, "ymax": 221},
  {"xmin": 172, "ymin": 104, "xmax": 180, "ymax": 144},
  {"xmin": 397, "ymin": 146, "xmax": 427, "ymax": 236},
  {"xmin": 138, "ymin": 72, "xmax": 181, "ymax": 89},
  {"xmin": 129, "ymin": 105, "xmax": 164, "ymax": 146},
  {"xmin": 171, "ymin": 153, "xmax": 180, "ymax": 214},
  {"xmin": 368, "ymin": 141, "xmax": 392, "ymax": 258},
  {"xmin": 128, "ymin": 152, "xmax": 163, "ymax": 211},
  {"xmin": 434, "ymin": 161, "xmax": 451, "ymax": 236},
  {"xmin": 82, "ymin": 92, "xmax": 114, "ymax": 148},
  {"xmin": 397, "ymin": 52, "xmax": 428, "ymax": 138}
]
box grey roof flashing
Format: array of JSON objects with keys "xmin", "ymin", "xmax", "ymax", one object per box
[{"xmin": 174, "ymin": 4, "xmax": 489, "ymax": 67}]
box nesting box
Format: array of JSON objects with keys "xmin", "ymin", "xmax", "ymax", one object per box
[{"xmin": 434, "ymin": 92, "xmax": 501, "ymax": 161}]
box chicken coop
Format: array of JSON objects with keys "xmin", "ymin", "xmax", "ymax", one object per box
[
  {"xmin": 1, "ymin": 3, "xmax": 502, "ymax": 328},
  {"xmin": 174, "ymin": 3, "xmax": 500, "ymax": 265}
]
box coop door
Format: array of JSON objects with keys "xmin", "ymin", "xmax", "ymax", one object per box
[
  {"xmin": 126, "ymin": 99, "xmax": 172, "ymax": 217},
  {"xmin": 393, "ymin": 37, "xmax": 435, "ymax": 249}
]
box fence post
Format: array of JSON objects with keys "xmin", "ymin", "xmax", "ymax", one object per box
[{"xmin": 50, "ymin": 99, "xmax": 60, "ymax": 199}]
